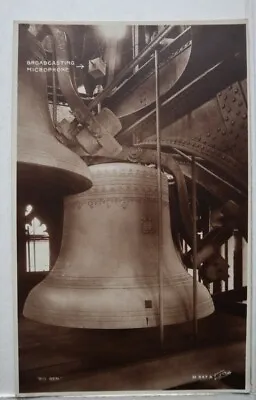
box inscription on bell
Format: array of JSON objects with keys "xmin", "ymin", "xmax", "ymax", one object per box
[{"xmin": 141, "ymin": 217, "xmax": 156, "ymax": 234}]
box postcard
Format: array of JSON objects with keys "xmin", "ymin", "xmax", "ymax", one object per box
[{"xmin": 15, "ymin": 21, "xmax": 249, "ymax": 394}]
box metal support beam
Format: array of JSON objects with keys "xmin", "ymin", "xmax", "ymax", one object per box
[
  {"xmin": 172, "ymin": 148, "xmax": 246, "ymax": 197},
  {"xmin": 88, "ymin": 25, "xmax": 177, "ymax": 111},
  {"xmin": 117, "ymin": 54, "xmax": 246, "ymax": 143}
]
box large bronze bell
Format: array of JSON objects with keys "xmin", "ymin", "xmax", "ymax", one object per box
[
  {"xmin": 23, "ymin": 163, "xmax": 214, "ymax": 329},
  {"xmin": 17, "ymin": 27, "xmax": 92, "ymax": 202}
]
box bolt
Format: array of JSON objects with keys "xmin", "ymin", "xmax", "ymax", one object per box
[
  {"xmin": 242, "ymin": 114, "xmax": 247, "ymax": 119},
  {"xmin": 225, "ymin": 116, "xmax": 229, "ymax": 121},
  {"xmin": 234, "ymin": 88, "xmax": 238, "ymax": 93},
  {"xmin": 236, "ymin": 110, "xmax": 241, "ymax": 116},
  {"xmin": 231, "ymin": 120, "xmax": 235, "ymax": 125}
]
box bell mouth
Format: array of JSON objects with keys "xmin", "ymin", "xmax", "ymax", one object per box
[
  {"xmin": 23, "ymin": 275, "xmax": 214, "ymax": 330},
  {"xmin": 17, "ymin": 162, "xmax": 92, "ymax": 202}
]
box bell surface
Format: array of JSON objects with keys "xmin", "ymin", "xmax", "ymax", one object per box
[
  {"xmin": 24, "ymin": 163, "xmax": 214, "ymax": 329},
  {"xmin": 17, "ymin": 28, "xmax": 92, "ymax": 202}
]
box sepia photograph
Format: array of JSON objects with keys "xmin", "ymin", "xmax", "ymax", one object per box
[{"xmin": 15, "ymin": 21, "xmax": 249, "ymax": 394}]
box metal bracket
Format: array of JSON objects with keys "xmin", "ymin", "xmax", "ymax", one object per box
[
  {"xmin": 57, "ymin": 108, "xmax": 122, "ymax": 157},
  {"xmin": 200, "ymin": 254, "xmax": 229, "ymax": 284},
  {"xmin": 210, "ymin": 200, "xmax": 240, "ymax": 228}
]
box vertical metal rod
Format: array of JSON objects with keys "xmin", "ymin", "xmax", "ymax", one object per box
[
  {"xmin": 32, "ymin": 220, "xmax": 36, "ymax": 272},
  {"xmin": 132, "ymin": 25, "xmax": 140, "ymax": 145},
  {"xmin": 224, "ymin": 241, "xmax": 229, "ymax": 291},
  {"xmin": 155, "ymin": 49, "xmax": 164, "ymax": 346},
  {"xmin": 52, "ymin": 45, "xmax": 57, "ymax": 128},
  {"xmin": 233, "ymin": 229, "xmax": 243, "ymax": 290},
  {"xmin": 191, "ymin": 156, "xmax": 198, "ymax": 340},
  {"xmin": 27, "ymin": 232, "xmax": 31, "ymax": 273},
  {"xmin": 132, "ymin": 25, "xmax": 139, "ymax": 73},
  {"xmin": 33, "ymin": 240, "xmax": 36, "ymax": 272}
]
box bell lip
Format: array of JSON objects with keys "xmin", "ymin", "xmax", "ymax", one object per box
[
  {"xmin": 17, "ymin": 162, "xmax": 92, "ymax": 201},
  {"xmin": 22, "ymin": 305, "xmax": 215, "ymax": 330},
  {"xmin": 23, "ymin": 284, "xmax": 214, "ymax": 330},
  {"xmin": 88, "ymin": 162, "xmax": 158, "ymax": 171}
]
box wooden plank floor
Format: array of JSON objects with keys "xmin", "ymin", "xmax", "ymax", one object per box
[{"xmin": 18, "ymin": 311, "xmax": 246, "ymax": 393}]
